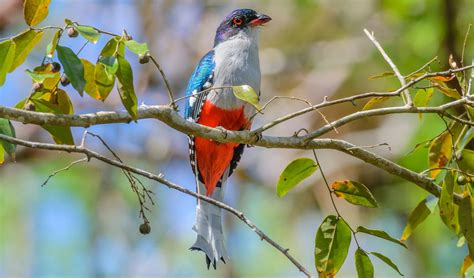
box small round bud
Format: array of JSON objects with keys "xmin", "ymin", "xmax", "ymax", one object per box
[
  {"xmin": 24, "ymin": 101, "xmax": 35, "ymax": 111},
  {"xmin": 51, "ymin": 62, "xmax": 61, "ymax": 73},
  {"xmin": 139, "ymin": 54, "xmax": 150, "ymax": 64},
  {"xmin": 60, "ymin": 75, "xmax": 70, "ymax": 86},
  {"xmin": 139, "ymin": 222, "xmax": 151, "ymax": 234},
  {"xmin": 457, "ymin": 174, "xmax": 468, "ymax": 185},
  {"xmin": 32, "ymin": 82, "xmax": 43, "ymax": 91},
  {"xmin": 68, "ymin": 27, "xmax": 79, "ymax": 38}
]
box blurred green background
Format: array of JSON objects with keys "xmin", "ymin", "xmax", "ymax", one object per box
[{"xmin": 0, "ymin": 0, "xmax": 473, "ymax": 277}]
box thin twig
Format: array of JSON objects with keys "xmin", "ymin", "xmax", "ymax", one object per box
[
  {"xmin": 405, "ymin": 56, "xmax": 439, "ymax": 79},
  {"xmin": 40, "ymin": 158, "xmax": 88, "ymax": 187},
  {"xmin": 0, "ymin": 134, "xmax": 313, "ymax": 277},
  {"xmin": 149, "ymin": 55, "xmax": 177, "ymax": 109},
  {"xmin": 364, "ymin": 29, "xmax": 413, "ymax": 107}
]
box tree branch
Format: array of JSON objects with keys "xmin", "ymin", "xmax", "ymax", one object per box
[{"xmin": 0, "ymin": 133, "xmax": 314, "ymax": 278}]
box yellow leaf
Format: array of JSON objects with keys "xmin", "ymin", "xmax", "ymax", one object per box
[
  {"xmin": 23, "ymin": 0, "xmax": 51, "ymax": 26},
  {"xmin": 232, "ymin": 85, "xmax": 261, "ymax": 111},
  {"xmin": 362, "ymin": 96, "xmax": 389, "ymax": 111},
  {"xmin": 10, "ymin": 29, "xmax": 43, "ymax": 72},
  {"xmin": 428, "ymin": 131, "xmax": 453, "ymax": 178},
  {"xmin": 0, "ymin": 144, "xmax": 4, "ymax": 165},
  {"xmin": 461, "ymin": 255, "xmax": 473, "ymax": 278},
  {"xmin": 81, "ymin": 59, "xmax": 101, "ymax": 100}
]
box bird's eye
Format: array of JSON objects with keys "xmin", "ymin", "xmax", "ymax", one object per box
[{"xmin": 233, "ymin": 17, "xmax": 243, "ymax": 26}]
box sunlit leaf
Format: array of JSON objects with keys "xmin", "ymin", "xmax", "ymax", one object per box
[
  {"xmin": 115, "ymin": 56, "xmax": 138, "ymax": 119},
  {"xmin": 0, "ymin": 144, "xmax": 4, "ymax": 165},
  {"xmin": 10, "ymin": 29, "xmax": 43, "ymax": 72},
  {"xmin": 362, "ymin": 96, "xmax": 390, "ymax": 111},
  {"xmin": 23, "ymin": 0, "xmax": 51, "ymax": 26},
  {"xmin": 32, "ymin": 63, "xmax": 60, "ymax": 89},
  {"xmin": 98, "ymin": 56, "xmax": 118, "ymax": 79},
  {"xmin": 433, "ymin": 81, "xmax": 461, "ymax": 99},
  {"xmin": 25, "ymin": 69, "xmax": 59, "ymax": 83},
  {"xmin": 81, "ymin": 59, "xmax": 100, "ymax": 100},
  {"xmin": 439, "ymin": 171, "xmax": 459, "ymax": 233},
  {"xmin": 315, "ymin": 215, "xmax": 351, "ymax": 277},
  {"xmin": 100, "ymin": 36, "xmax": 124, "ymax": 57},
  {"xmin": 124, "ymin": 40, "xmax": 149, "ymax": 56},
  {"xmin": 332, "ymin": 180, "xmax": 377, "ymax": 208},
  {"xmin": 356, "ymin": 226, "xmax": 407, "ymax": 248},
  {"xmin": 0, "ymin": 119, "xmax": 16, "ymax": 160},
  {"xmin": 75, "ymin": 24, "xmax": 101, "ymax": 44},
  {"xmin": 429, "ymin": 75, "xmax": 455, "ymax": 82},
  {"xmin": 401, "ymin": 196, "xmax": 437, "ymax": 241},
  {"xmin": 370, "ymin": 252, "xmax": 404, "ymax": 276},
  {"xmin": 428, "ymin": 130, "xmax": 453, "ymax": 178},
  {"xmin": 413, "ymin": 88, "xmax": 434, "ymax": 120},
  {"xmin": 57, "ymin": 45, "xmax": 85, "ymax": 96},
  {"xmin": 276, "ymin": 158, "xmax": 317, "ymax": 197},
  {"xmin": 462, "ymin": 255, "xmax": 474, "ymax": 278},
  {"xmin": 46, "ymin": 30, "xmax": 60, "ymax": 58},
  {"xmin": 368, "ymin": 71, "xmax": 394, "ymax": 80},
  {"xmin": 95, "ymin": 62, "xmax": 115, "ymax": 101},
  {"xmin": 0, "ymin": 40, "xmax": 16, "ymax": 86},
  {"xmin": 355, "ymin": 249, "xmax": 374, "ymax": 278},
  {"xmin": 232, "ymin": 85, "xmax": 262, "ymax": 111}
]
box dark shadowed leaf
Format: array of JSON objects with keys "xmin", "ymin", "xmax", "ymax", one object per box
[
  {"xmin": 81, "ymin": 59, "xmax": 101, "ymax": 100},
  {"xmin": 332, "ymin": 180, "xmax": 377, "ymax": 207},
  {"xmin": 370, "ymin": 252, "xmax": 403, "ymax": 276},
  {"xmin": 0, "ymin": 40, "xmax": 16, "ymax": 86},
  {"xmin": 0, "ymin": 119, "xmax": 16, "ymax": 160},
  {"xmin": 276, "ymin": 158, "xmax": 317, "ymax": 197},
  {"xmin": 459, "ymin": 191, "xmax": 474, "ymax": 257},
  {"xmin": 23, "ymin": 0, "xmax": 51, "ymax": 26},
  {"xmin": 46, "ymin": 30, "xmax": 60, "ymax": 58},
  {"xmin": 401, "ymin": 196, "xmax": 437, "ymax": 241},
  {"xmin": 355, "ymin": 249, "xmax": 374, "ymax": 278},
  {"xmin": 459, "ymin": 149, "xmax": 474, "ymax": 175},
  {"xmin": 75, "ymin": 24, "xmax": 101, "ymax": 44},
  {"xmin": 315, "ymin": 215, "xmax": 351, "ymax": 277},
  {"xmin": 428, "ymin": 130, "xmax": 453, "ymax": 178},
  {"xmin": 57, "ymin": 45, "xmax": 85, "ymax": 95},
  {"xmin": 124, "ymin": 40, "xmax": 149, "ymax": 56},
  {"xmin": 439, "ymin": 171, "xmax": 459, "ymax": 233},
  {"xmin": 368, "ymin": 71, "xmax": 394, "ymax": 80},
  {"xmin": 10, "ymin": 29, "xmax": 43, "ymax": 72},
  {"xmin": 115, "ymin": 56, "xmax": 138, "ymax": 119},
  {"xmin": 356, "ymin": 226, "xmax": 407, "ymax": 248},
  {"xmin": 233, "ymin": 85, "xmax": 262, "ymax": 111},
  {"xmin": 362, "ymin": 96, "xmax": 390, "ymax": 111}
]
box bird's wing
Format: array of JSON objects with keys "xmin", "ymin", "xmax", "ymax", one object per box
[
  {"xmin": 185, "ymin": 50, "xmax": 215, "ymax": 179},
  {"xmin": 184, "ymin": 50, "xmax": 215, "ymax": 122}
]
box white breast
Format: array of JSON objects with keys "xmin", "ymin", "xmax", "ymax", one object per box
[{"xmin": 208, "ymin": 30, "xmax": 261, "ymax": 117}]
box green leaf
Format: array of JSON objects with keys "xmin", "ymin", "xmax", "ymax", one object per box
[
  {"xmin": 0, "ymin": 119, "xmax": 16, "ymax": 160},
  {"xmin": 46, "ymin": 30, "xmax": 61, "ymax": 58},
  {"xmin": 459, "ymin": 149, "xmax": 474, "ymax": 175},
  {"xmin": 75, "ymin": 24, "xmax": 101, "ymax": 44},
  {"xmin": 413, "ymin": 88, "xmax": 434, "ymax": 120},
  {"xmin": 115, "ymin": 56, "xmax": 138, "ymax": 119},
  {"xmin": 370, "ymin": 252, "xmax": 404, "ymax": 276},
  {"xmin": 355, "ymin": 249, "xmax": 374, "ymax": 278},
  {"xmin": 315, "ymin": 216, "xmax": 351, "ymax": 277},
  {"xmin": 10, "ymin": 29, "xmax": 43, "ymax": 72},
  {"xmin": 95, "ymin": 62, "xmax": 115, "ymax": 101},
  {"xmin": 57, "ymin": 45, "xmax": 85, "ymax": 96},
  {"xmin": 0, "ymin": 40, "xmax": 16, "ymax": 86},
  {"xmin": 401, "ymin": 196, "xmax": 437, "ymax": 241},
  {"xmin": 64, "ymin": 18, "xmax": 73, "ymax": 26},
  {"xmin": 98, "ymin": 56, "xmax": 118, "ymax": 79},
  {"xmin": 81, "ymin": 59, "xmax": 100, "ymax": 100},
  {"xmin": 368, "ymin": 71, "xmax": 394, "ymax": 80},
  {"xmin": 32, "ymin": 63, "xmax": 60, "ymax": 90},
  {"xmin": 124, "ymin": 40, "xmax": 149, "ymax": 56},
  {"xmin": 331, "ymin": 180, "xmax": 378, "ymax": 208},
  {"xmin": 362, "ymin": 96, "xmax": 390, "ymax": 111},
  {"xmin": 428, "ymin": 130, "xmax": 453, "ymax": 178},
  {"xmin": 23, "ymin": 0, "xmax": 51, "ymax": 26},
  {"xmin": 276, "ymin": 158, "xmax": 317, "ymax": 197},
  {"xmin": 439, "ymin": 171, "xmax": 459, "ymax": 233},
  {"xmin": 459, "ymin": 191, "xmax": 474, "ymax": 257},
  {"xmin": 232, "ymin": 85, "xmax": 262, "ymax": 111},
  {"xmin": 100, "ymin": 36, "xmax": 124, "ymax": 57},
  {"xmin": 356, "ymin": 226, "xmax": 407, "ymax": 248},
  {"xmin": 25, "ymin": 69, "xmax": 59, "ymax": 83},
  {"xmin": 0, "ymin": 144, "xmax": 4, "ymax": 165}
]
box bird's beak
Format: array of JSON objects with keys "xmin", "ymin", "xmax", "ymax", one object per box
[{"xmin": 250, "ymin": 14, "xmax": 272, "ymax": 27}]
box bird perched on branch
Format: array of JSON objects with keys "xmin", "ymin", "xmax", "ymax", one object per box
[{"xmin": 183, "ymin": 8, "xmax": 271, "ymax": 269}]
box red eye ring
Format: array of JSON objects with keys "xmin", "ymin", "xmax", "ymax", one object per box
[{"xmin": 233, "ymin": 17, "xmax": 243, "ymax": 26}]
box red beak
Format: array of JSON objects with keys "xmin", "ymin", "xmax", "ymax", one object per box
[{"xmin": 250, "ymin": 14, "xmax": 272, "ymax": 27}]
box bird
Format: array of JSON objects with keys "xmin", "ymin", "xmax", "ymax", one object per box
[{"xmin": 183, "ymin": 8, "xmax": 271, "ymax": 269}]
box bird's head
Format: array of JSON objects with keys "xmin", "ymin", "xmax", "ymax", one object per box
[{"xmin": 214, "ymin": 9, "xmax": 271, "ymax": 46}]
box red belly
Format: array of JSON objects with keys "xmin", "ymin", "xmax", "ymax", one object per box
[{"xmin": 195, "ymin": 100, "xmax": 249, "ymax": 196}]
